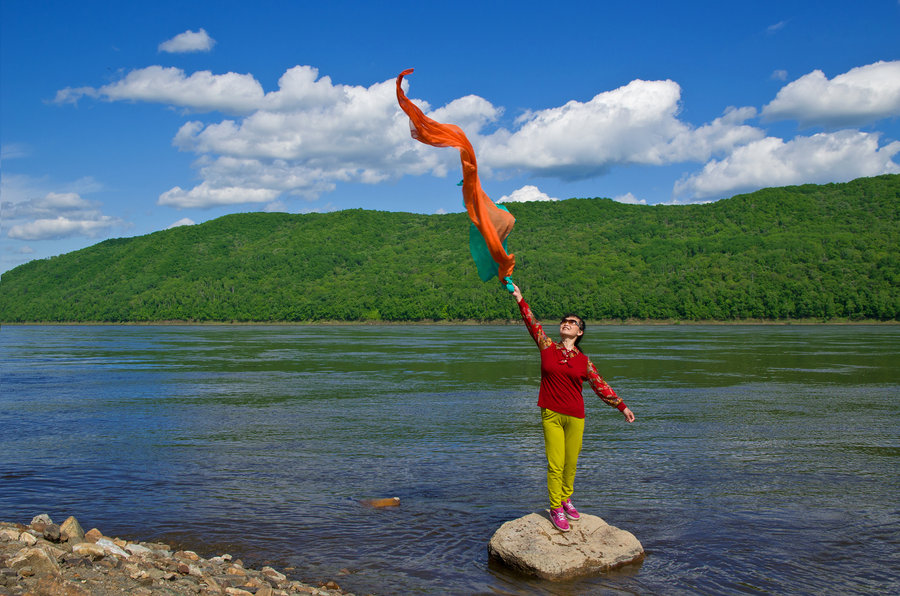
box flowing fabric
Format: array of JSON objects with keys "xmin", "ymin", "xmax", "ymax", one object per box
[
  {"xmin": 469, "ymin": 203, "xmax": 511, "ymax": 282},
  {"xmin": 396, "ymin": 69, "xmax": 516, "ymax": 281}
]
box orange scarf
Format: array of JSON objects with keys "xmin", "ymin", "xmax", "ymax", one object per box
[{"xmin": 396, "ymin": 69, "xmax": 516, "ymax": 281}]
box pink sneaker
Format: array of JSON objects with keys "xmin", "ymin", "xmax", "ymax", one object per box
[
  {"xmin": 561, "ymin": 499, "xmax": 581, "ymax": 521},
  {"xmin": 549, "ymin": 507, "xmax": 570, "ymax": 531}
]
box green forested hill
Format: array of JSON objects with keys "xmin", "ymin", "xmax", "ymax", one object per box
[{"xmin": 1, "ymin": 175, "xmax": 898, "ymax": 322}]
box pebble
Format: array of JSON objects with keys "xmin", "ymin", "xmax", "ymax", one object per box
[{"xmin": 0, "ymin": 514, "xmax": 358, "ymax": 596}]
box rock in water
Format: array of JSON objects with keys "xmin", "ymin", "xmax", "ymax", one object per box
[
  {"xmin": 360, "ymin": 497, "xmax": 400, "ymax": 508},
  {"xmin": 488, "ymin": 512, "xmax": 644, "ymax": 580}
]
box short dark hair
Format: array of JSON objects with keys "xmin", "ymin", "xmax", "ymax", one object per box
[{"xmin": 563, "ymin": 313, "xmax": 585, "ymax": 348}]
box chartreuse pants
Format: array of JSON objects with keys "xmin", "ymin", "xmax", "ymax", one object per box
[{"xmin": 541, "ymin": 408, "xmax": 585, "ymax": 510}]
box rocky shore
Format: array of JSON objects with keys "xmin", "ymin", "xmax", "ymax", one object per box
[{"xmin": 0, "ymin": 515, "xmax": 358, "ymax": 596}]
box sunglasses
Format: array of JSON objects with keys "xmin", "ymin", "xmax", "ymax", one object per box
[{"xmin": 560, "ymin": 318, "xmax": 581, "ymax": 327}]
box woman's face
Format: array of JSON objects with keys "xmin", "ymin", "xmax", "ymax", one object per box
[{"xmin": 559, "ymin": 316, "xmax": 584, "ymax": 341}]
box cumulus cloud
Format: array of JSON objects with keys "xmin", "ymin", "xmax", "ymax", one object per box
[
  {"xmin": 497, "ymin": 185, "xmax": 558, "ymax": 203},
  {"xmin": 54, "ymin": 64, "xmax": 774, "ymax": 209},
  {"xmin": 8, "ymin": 216, "xmax": 118, "ymax": 241},
  {"xmin": 0, "ymin": 174, "xmax": 104, "ymax": 205},
  {"xmin": 55, "ymin": 66, "xmax": 265, "ymax": 113},
  {"xmin": 481, "ymin": 80, "xmax": 685, "ymax": 178},
  {"xmin": 674, "ymin": 130, "xmax": 900, "ymax": 201},
  {"xmin": 429, "ymin": 94, "xmax": 502, "ymax": 136},
  {"xmin": 480, "ymin": 80, "xmax": 762, "ymax": 180},
  {"xmin": 50, "ymin": 60, "xmax": 898, "ymax": 210},
  {"xmin": 4, "ymin": 191, "xmax": 92, "ymax": 219},
  {"xmin": 762, "ymin": 61, "xmax": 900, "ymax": 127},
  {"xmin": 158, "ymin": 182, "xmax": 281, "ymax": 208},
  {"xmin": 159, "ymin": 28, "xmax": 216, "ymax": 53},
  {"xmin": 2, "ymin": 191, "xmax": 122, "ymax": 240},
  {"xmin": 662, "ymin": 106, "xmax": 764, "ymax": 163},
  {"xmin": 166, "ymin": 217, "xmax": 195, "ymax": 229},
  {"xmin": 155, "ymin": 72, "xmax": 455, "ymax": 207},
  {"xmin": 613, "ymin": 192, "xmax": 646, "ymax": 205}
]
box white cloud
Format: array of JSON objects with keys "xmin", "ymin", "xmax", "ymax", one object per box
[
  {"xmin": 3, "ymin": 191, "xmax": 92, "ymax": 218},
  {"xmin": 429, "ymin": 94, "xmax": 502, "ymax": 136},
  {"xmin": 52, "ymin": 86, "xmax": 100, "ymax": 105},
  {"xmin": 480, "ymin": 80, "xmax": 762, "ymax": 179},
  {"xmin": 55, "ymin": 66, "xmax": 769, "ymax": 209},
  {"xmin": 662, "ymin": 106, "xmax": 764, "ymax": 163},
  {"xmin": 154, "ymin": 71, "xmax": 448, "ymax": 208},
  {"xmin": 158, "ymin": 182, "xmax": 281, "ymax": 208},
  {"xmin": 2, "ymin": 191, "xmax": 123, "ymax": 240},
  {"xmin": 103, "ymin": 66, "xmax": 263, "ymax": 113},
  {"xmin": 50, "ymin": 61, "xmax": 898, "ymax": 211},
  {"xmin": 771, "ymin": 69, "xmax": 788, "ymax": 81},
  {"xmin": 8, "ymin": 216, "xmax": 119, "ymax": 241},
  {"xmin": 762, "ymin": 60, "xmax": 900, "ymax": 127},
  {"xmin": 482, "ymin": 80, "xmax": 686, "ymax": 178},
  {"xmin": 766, "ymin": 21, "xmax": 788, "ymax": 34},
  {"xmin": 166, "ymin": 217, "xmax": 195, "ymax": 229},
  {"xmin": 54, "ymin": 67, "xmax": 264, "ymax": 113},
  {"xmin": 674, "ymin": 130, "xmax": 900, "ymax": 201},
  {"xmin": 159, "ymin": 29, "xmax": 216, "ymax": 53},
  {"xmin": 613, "ymin": 192, "xmax": 646, "ymax": 205},
  {"xmin": 263, "ymin": 201, "xmax": 288, "ymax": 213},
  {"xmin": 497, "ymin": 185, "xmax": 558, "ymax": 203},
  {"xmin": 0, "ymin": 175, "xmax": 104, "ymax": 207}
]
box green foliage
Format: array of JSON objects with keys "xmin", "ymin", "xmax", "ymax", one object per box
[{"xmin": 1, "ymin": 175, "xmax": 898, "ymax": 322}]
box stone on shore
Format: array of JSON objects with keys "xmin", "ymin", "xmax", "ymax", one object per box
[
  {"xmin": 60, "ymin": 515, "xmax": 85, "ymax": 543},
  {"xmin": 72, "ymin": 542, "xmax": 107, "ymax": 559},
  {"xmin": 8, "ymin": 546, "xmax": 61, "ymax": 576},
  {"xmin": 488, "ymin": 512, "xmax": 644, "ymax": 580},
  {"xmin": 83, "ymin": 527, "xmax": 103, "ymax": 543}
]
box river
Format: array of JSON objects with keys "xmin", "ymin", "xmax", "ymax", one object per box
[{"xmin": 1, "ymin": 324, "xmax": 897, "ymax": 594}]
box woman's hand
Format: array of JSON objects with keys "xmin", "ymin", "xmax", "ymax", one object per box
[
  {"xmin": 511, "ymin": 283, "xmax": 523, "ymax": 303},
  {"xmin": 622, "ymin": 407, "xmax": 635, "ymax": 423}
]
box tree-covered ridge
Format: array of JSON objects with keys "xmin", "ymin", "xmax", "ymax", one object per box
[{"xmin": 1, "ymin": 175, "xmax": 897, "ymax": 322}]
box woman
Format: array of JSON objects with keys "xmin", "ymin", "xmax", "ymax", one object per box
[{"xmin": 511, "ymin": 283, "xmax": 635, "ymax": 532}]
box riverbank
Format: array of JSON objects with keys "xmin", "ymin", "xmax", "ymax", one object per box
[
  {"xmin": 1, "ymin": 317, "xmax": 896, "ymax": 326},
  {"xmin": 0, "ymin": 515, "xmax": 357, "ymax": 596}
]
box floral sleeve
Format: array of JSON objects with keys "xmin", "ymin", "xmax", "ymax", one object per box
[
  {"xmin": 517, "ymin": 299, "xmax": 554, "ymax": 351},
  {"xmin": 587, "ymin": 359, "xmax": 626, "ymax": 410}
]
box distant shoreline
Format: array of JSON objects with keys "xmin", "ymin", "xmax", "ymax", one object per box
[{"xmin": 2, "ymin": 318, "xmax": 897, "ymax": 326}]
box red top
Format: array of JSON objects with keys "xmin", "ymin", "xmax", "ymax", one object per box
[{"xmin": 518, "ymin": 298, "xmax": 626, "ymax": 419}]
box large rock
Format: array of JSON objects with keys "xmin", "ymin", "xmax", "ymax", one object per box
[
  {"xmin": 8, "ymin": 546, "xmax": 61, "ymax": 577},
  {"xmin": 60, "ymin": 516, "xmax": 85, "ymax": 543},
  {"xmin": 488, "ymin": 512, "xmax": 644, "ymax": 580}
]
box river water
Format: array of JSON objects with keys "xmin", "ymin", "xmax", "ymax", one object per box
[{"xmin": 1, "ymin": 324, "xmax": 898, "ymax": 595}]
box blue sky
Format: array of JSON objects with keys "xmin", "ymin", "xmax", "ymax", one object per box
[{"xmin": 2, "ymin": 0, "xmax": 899, "ymax": 274}]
